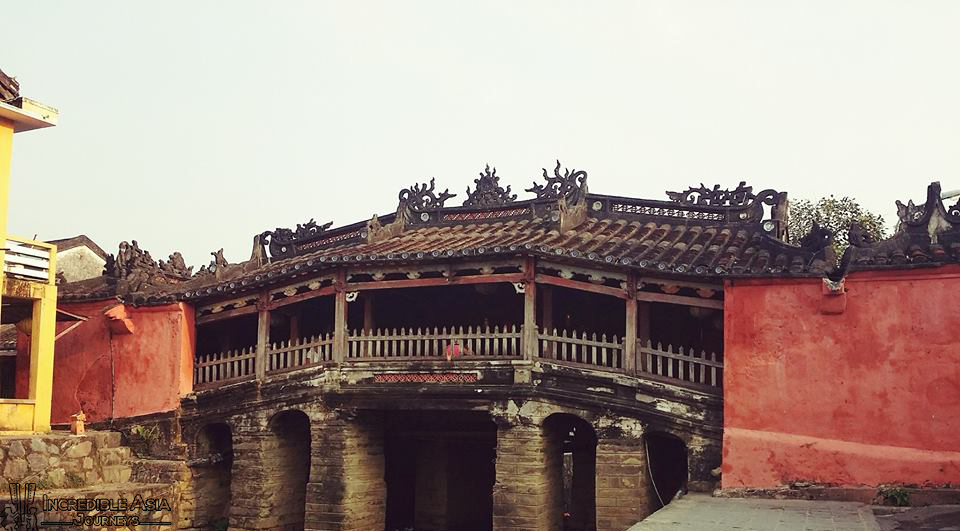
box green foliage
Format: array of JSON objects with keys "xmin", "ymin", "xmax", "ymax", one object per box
[
  {"xmin": 129, "ymin": 424, "xmax": 163, "ymax": 457},
  {"xmin": 130, "ymin": 424, "xmax": 162, "ymax": 444},
  {"xmin": 788, "ymin": 196, "xmax": 887, "ymax": 255},
  {"xmin": 878, "ymin": 486, "xmax": 910, "ymax": 507}
]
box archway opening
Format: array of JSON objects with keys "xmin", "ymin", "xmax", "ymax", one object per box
[
  {"xmin": 645, "ymin": 432, "xmax": 687, "ymax": 506},
  {"xmin": 194, "ymin": 423, "xmax": 233, "ymax": 531},
  {"xmin": 383, "ymin": 410, "xmax": 496, "ymax": 531},
  {"xmin": 267, "ymin": 410, "xmax": 311, "ymax": 531},
  {"xmin": 544, "ymin": 414, "xmax": 597, "ymax": 531}
]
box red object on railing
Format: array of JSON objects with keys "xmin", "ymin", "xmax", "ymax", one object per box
[{"xmin": 445, "ymin": 342, "xmax": 462, "ymax": 362}]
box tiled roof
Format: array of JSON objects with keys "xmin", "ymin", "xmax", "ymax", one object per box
[
  {"xmin": 59, "ymin": 165, "xmax": 846, "ymax": 306},
  {"xmin": 843, "ymin": 181, "xmax": 960, "ymax": 270},
  {"xmin": 0, "ymin": 68, "xmax": 18, "ymax": 102}
]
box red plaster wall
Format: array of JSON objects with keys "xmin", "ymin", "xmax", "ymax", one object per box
[
  {"xmin": 722, "ymin": 266, "xmax": 960, "ymax": 488},
  {"xmin": 25, "ymin": 300, "xmax": 195, "ymax": 425}
]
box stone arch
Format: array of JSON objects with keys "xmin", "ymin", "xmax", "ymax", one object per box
[
  {"xmin": 644, "ymin": 430, "xmax": 688, "ymax": 506},
  {"xmin": 544, "ymin": 413, "xmax": 598, "ymax": 531},
  {"xmin": 265, "ymin": 409, "xmax": 312, "ymax": 531},
  {"xmin": 192, "ymin": 423, "xmax": 234, "ymax": 531}
]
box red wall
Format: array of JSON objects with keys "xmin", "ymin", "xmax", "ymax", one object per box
[
  {"xmin": 31, "ymin": 300, "xmax": 196, "ymax": 425},
  {"xmin": 723, "ymin": 266, "xmax": 960, "ymax": 488}
]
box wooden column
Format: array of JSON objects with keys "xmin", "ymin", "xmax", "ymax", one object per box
[
  {"xmin": 333, "ymin": 269, "xmax": 348, "ymax": 363},
  {"xmin": 623, "ymin": 273, "xmax": 637, "ymax": 375},
  {"xmin": 255, "ymin": 292, "xmax": 270, "ymax": 380},
  {"xmin": 523, "ymin": 257, "xmax": 537, "ymax": 361}
]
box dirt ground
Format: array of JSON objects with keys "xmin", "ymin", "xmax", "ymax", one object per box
[{"xmin": 874, "ymin": 506, "xmax": 960, "ymax": 531}]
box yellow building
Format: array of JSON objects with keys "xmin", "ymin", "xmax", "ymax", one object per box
[{"xmin": 0, "ymin": 68, "xmax": 59, "ymax": 432}]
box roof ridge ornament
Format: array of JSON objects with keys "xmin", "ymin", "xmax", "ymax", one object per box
[
  {"xmin": 262, "ymin": 218, "xmax": 335, "ymax": 260},
  {"xmin": 398, "ymin": 178, "xmax": 456, "ymax": 212},
  {"xmin": 666, "ymin": 181, "xmax": 756, "ymax": 207},
  {"xmin": 526, "ymin": 160, "xmax": 588, "ymax": 202},
  {"xmin": 104, "ymin": 240, "xmax": 191, "ymax": 292},
  {"xmin": 158, "ymin": 252, "xmax": 193, "ymax": 278},
  {"xmin": 463, "ymin": 165, "xmax": 516, "ymax": 207},
  {"xmin": 270, "ymin": 218, "xmax": 334, "ymax": 244}
]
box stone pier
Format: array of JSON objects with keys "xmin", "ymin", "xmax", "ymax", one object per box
[{"xmin": 307, "ymin": 411, "xmax": 385, "ymax": 531}]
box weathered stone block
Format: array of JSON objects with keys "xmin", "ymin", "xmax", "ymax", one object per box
[
  {"xmin": 8, "ymin": 441, "xmax": 25, "ymax": 458},
  {"xmin": 4, "ymin": 458, "xmax": 27, "ymax": 480},
  {"xmin": 46, "ymin": 467, "xmax": 65, "ymax": 487},
  {"xmin": 64, "ymin": 440, "xmax": 93, "ymax": 458},
  {"xmin": 26, "ymin": 453, "xmax": 48, "ymax": 472}
]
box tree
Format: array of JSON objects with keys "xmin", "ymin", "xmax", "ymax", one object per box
[{"xmin": 787, "ymin": 196, "xmax": 887, "ymax": 255}]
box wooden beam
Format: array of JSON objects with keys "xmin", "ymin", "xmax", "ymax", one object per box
[
  {"xmin": 535, "ymin": 272, "xmax": 723, "ymax": 308},
  {"xmin": 534, "ymin": 274, "xmax": 627, "ymax": 299},
  {"xmin": 255, "ymin": 292, "xmax": 269, "ymax": 380},
  {"xmin": 266, "ymin": 285, "xmax": 336, "ymax": 311},
  {"xmin": 636, "ymin": 290, "xmax": 724, "ymax": 309},
  {"xmin": 623, "ymin": 272, "xmax": 638, "ymax": 376},
  {"xmin": 333, "ymin": 269, "xmax": 348, "ymax": 363},
  {"xmin": 196, "ymin": 304, "xmax": 258, "ymax": 325},
  {"xmin": 638, "ymin": 277, "xmax": 722, "ymax": 291},
  {"xmin": 347, "ymin": 273, "xmax": 524, "ymax": 292}
]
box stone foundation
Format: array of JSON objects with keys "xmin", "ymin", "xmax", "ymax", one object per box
[
  {"xmin": 178, "ymin": 396, "xmax": 717, "ymax": 531},
  {"xmin": 0, "ymin": 431, "xmax": 131, "ymax": 488}
]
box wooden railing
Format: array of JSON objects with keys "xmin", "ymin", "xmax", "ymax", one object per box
[
  {"xmin": 347, "ymin": 325, "xmax": 522, "ymax": 360},
  {"xmin": 537, "ymin": 328, "xmax": 624, "ymax": 371},
  {"xmin": 192, "ymin": 327, "xmax": 723, "ymax": 392},
  {"xmin": 638, "ymin": 340, "xmax": 723, "ymax": 388},
  {"xmin": 194, "ymin": 347, "xmax": 256, "ymax": 387},
  {"xmin": 267, "ymin": 334, "xmax": 334, "ymax": 373},
  {"xmin": 4, "ymin": 236, "xmax": 55, "ymax": 284}
]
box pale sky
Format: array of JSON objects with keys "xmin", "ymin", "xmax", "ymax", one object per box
[{"xmin": 5, "ymin": 1, "xmax": 959, "ymax": 267}]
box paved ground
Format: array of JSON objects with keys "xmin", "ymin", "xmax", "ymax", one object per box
[
  {"xmin": 627, "ymin": 494, "xmax": 880, "ymax": 531},
  {"xmin": 874, "ymin": 506, "xmax": 960, "ymax": 531}
]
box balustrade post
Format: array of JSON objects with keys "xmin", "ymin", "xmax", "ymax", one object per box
[
  {"xmin": 624, "ymin": 273, "xmax": 638, "ymax": 375},
  {"xmin": 522, "ymin": 257, "xmax": 537, "ymax": 362},
  {"xmin": 255, "ymin": 292, "xmax": 269, "ymax": 380},
  {"xmin": 333, "ymin": 269, "xmax": 348, "ymax": 363}
]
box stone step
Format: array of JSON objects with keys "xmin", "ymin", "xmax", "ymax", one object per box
[
  {"xmin": 97, "ymin": 446, "xmax": 131, "ymax": 466},
  {"xmin": 87, "ymin": 430, "xmax": 122, "ymax": 449},
  {"xmin": 102, "ymin": 464, "xmax": 133, "ymax": 484}
]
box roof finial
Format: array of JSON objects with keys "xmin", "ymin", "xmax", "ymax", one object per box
[{"xmin": 463, "ymin": 164, "xmax": 516, "ymax": 207}]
